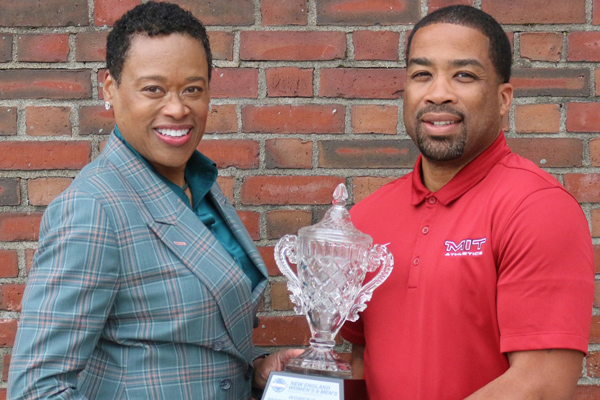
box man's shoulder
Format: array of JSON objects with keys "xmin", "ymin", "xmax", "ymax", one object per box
[{"xmin": 350, "ymin": 174, "xmax": 412, "ymax": 216}]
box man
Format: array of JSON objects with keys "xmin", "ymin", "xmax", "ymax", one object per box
[{"xmin": 340, "ymin": 5, "xmax": 594, "ymax": 400}]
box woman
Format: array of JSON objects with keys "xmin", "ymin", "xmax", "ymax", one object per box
[{"xmin": 8, "ymin": 2, "xmax": 299, "ymax": 399}]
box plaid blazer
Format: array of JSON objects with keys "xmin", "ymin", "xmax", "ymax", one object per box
[{"xmin": 8, "ymin": 134, "xmax": 269, "ymax": 400}]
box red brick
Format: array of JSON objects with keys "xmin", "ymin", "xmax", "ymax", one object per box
[
  {"xmin": 237, "ymin": 211, "xmax": 260, "ymax": 240},
  {"xmin": 507, "ymin": 138, "xmax": 582, "ymax": 168},
  {"xmin": 482, "ymin": 0, "xmax": 585, "ymax": 24},
  {"xmin": 352, "ymin": 105, "xmax": 398, "ymax": 134},
  {"xmin": 0, "ymin": 213, "xmax": 43, "ymax": 241},
  {"xmin": 205, "ymin": 105, "xmax": 237, "ymax": 134},
  {"xmin": 258, "ymin": 246, "xmax": 280, "ymax": 276},
  {"xmin": 17, "ymin": 33, "xmax": 69, "ymax": 62},
  {"xmin": 0, "ymin": 251, "xmax": 18, "ymax": 278},
  {"xmin": 0, "ymin": 319, "xmax": 18, "ymax": 347},
  {"xmin": 320, "ymin": 68, "xmax": 405, "ymax": 99},
  {"xmin": 587, "ymin": 351, "xmax": 600, "ymax": 377},
  {"xmin": 240, "ymin": 31, "xmax": 345, "ymax": 61},
  {"xmin": 79, "ymin": 105, "xmax": 114, "ymax": 135},
  {"xmin": 270, "ymin": 281, "xmax": 294, "ymax": 311},
  {"xmin": 197, "ymin": 139, "xmax": 259, "ymax": 169},
  {"xmin": 0, "ymin": 0, "xmax": 88, "ymax": 27},
  {"xmin": 590, "ymin": 138, "xmax": 600, "ymax": 167},
  {"xmin": 0, "ymin": 70, "xmax": 92, "ymax": 100},
  {"xmin": 353, "ymin": 176, "xmax": 397, "ymax": 203},
  {"xmin": 575, "ymin": 385, "xmax": 600, "ymax": 399},
  {"xmin": 569, "ymin": 32, "xmax": 600, "ymax": 62},
  {"xmin": 0, "ymin": 34, "xmax": 12, "ymax": 62},
  {"xmin": 319, "ymin": 139, "xmax": 419, "ymax": 169},
  {"xmin": 266, "ymin": 67, "xmax": 313, "ymax": 98},
  {"xmin": 0, "ymin": 284, "xmax": 25, "ymax": 312},
  {"xmin": 207, "ymin": 31, "xmax": 234, "ymax": 61},
  {"xmin": 94, "ymin": 0, "xmax": 141, "ymax": 26},
  {"xmin": 216, "ymin": 176, "xmax": 234, "ymax": 203},
  {"xmin": 25, "ymin": 249, "xmax": 35, "ymax": 274},
  {"xmin": 266, "ymin": 209, "xmax": 312, "ymax": 239},
  {"xmin": 3, "ymin": 354, "xmax": 10, "ymax": 381},
  {"xmin": 596, "ymin": 280, "xmax": 600, "ymax": 307},
  {"xmin": 75, "ymin": 31, "xmax": 108, "ymax": 62},
  {"xmin": 0, "ymin": 142, "xmax": 90, "ymax": 170},
  {"xmin": 0, "ymin": 179, "xmax": 19, "ymax": 206},
  {"xmin": 241, "ymin": 176, "xmax": 345, "ymax": 205},
  {"xmin": 511, "ymin": 68, "xmax": 589, "ymax": 98},
  {"xmin": 595, "ymin": 0, "xmax": 600, "ymax": 25},
  {"xmin": 591, "ymin": 315, "xmax": 600, "ymax": 343},
  {"xmin": 316, "ymin": 0, "xmax": 419, "ymax": 25},
  {"xmin": 253, "ymin": 316, "xmax": 310, "ymax": 346},
  {"xmin": 265, "ymin": 138, "xmax": 313, "ymax": 169},
  {"xmin": 564, "ymin": 174, "xmax": 600, "ymax": 202},
  {"xmin": 0, "ymin": 108, "xmax": 17, "ymax": 136},
  {"xmin": 567, "ymin": 103, "xmax": 600, "ymax": 133},
  {"xmin": 26, "ymin": 106, "xmax": 71, "ymax": 136},
  {"xmin": 171, "ymin": 0, "xmax": 254, "ymax": 26},
  {"xmin": 211, "ymin": 68, "xmax": 258, "ymax": 99},
  {"xmin": 353, "ymin": 31, "xmax": 399, "ymax": 61},
  {"xmin": 428, "ymin": 0, "xmax": 474, "ymax": 12},
  {"xmin": 595, "ymin": 245, "xmax": 600, "ymax": 274},
  {"xmin": 28, "ymin": 177, "xmax": 73, "ymax": 206},
  {"xmin": 520, "ymin": 32, "xmax": 563, "ymax": 62},
  {"xmin": 515, "ymin": 104, "xmax": 560, "ymax": 134},
  {"xmin": 261, "ymin": 0, "xmax": 308, "ymax": 26},
  {"xmin": 242, "ymin": 105, "xmax": 345, "ymax": 134}
]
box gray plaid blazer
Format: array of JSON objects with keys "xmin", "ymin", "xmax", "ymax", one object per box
[{"xmin": 8, "ymin": 133, "xmax": 268, "ymax": 400}]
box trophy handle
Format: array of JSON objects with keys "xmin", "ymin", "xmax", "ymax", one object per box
[
  {"xmin": 274, "ymin": 234, "xmax": 305, "ymax": 315},
  {"xmin": 347, "ymin": 244, "xmax": 394, "ymax": 322}
]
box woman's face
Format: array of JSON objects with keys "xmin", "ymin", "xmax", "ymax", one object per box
[{"xmin": 103, "ymin": 33, "xmax": 210, "ymax": 185}]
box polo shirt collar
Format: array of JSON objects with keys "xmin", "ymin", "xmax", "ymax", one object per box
[{"xmin": 411, "ymin": 131, "xmax": 511, "ymax": 206}]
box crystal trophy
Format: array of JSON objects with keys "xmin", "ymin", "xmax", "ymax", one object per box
[{"xmin": 273, "ymin": 183, "xmax": 394, "ymax": 379}]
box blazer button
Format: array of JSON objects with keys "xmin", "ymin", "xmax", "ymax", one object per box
[
  {"xmin": 213, "ymin": 340, "xmax": 224, "ymax": 351},
  {"xmin": 220, "ymin": 379, "xmax": 232, "ymax": 390},
  {"xmin": 244, "ymin": 366, "xmax": 253, "ymax": 381}
]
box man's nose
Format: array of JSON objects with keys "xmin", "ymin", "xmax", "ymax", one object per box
[{"xmin": 424, "ymin": 77, "xmax": 458, "ymax": 105}]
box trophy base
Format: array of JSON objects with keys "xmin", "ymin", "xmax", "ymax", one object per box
[
  {"xmin": 284, "ymin": 347, "xmax": 352, "ymax": 379},
  {"xmin": 262, "ymin": 371, "xmax": 368, "ymax": 400}
]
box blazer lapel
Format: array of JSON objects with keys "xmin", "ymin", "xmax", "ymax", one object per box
[{"xmin": 103, "ymin": 134, "xmax": 259, "ymax": 361}]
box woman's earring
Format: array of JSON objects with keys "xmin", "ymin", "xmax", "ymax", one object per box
[{"xmin": 104, "ymin": 101, "xmax": 111, "ymax": 110}]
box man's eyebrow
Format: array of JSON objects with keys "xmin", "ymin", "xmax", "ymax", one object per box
[
  {"xmin": 407, "ymin": 57, "xmax": 431, "ymax": 67},
  {"xmin": 450, "ymin": 59, "xmax": 485, "ymax": 69},
  {"xmin": 137, "ymin": 76, "xmax": 207, "ymax": 83}
]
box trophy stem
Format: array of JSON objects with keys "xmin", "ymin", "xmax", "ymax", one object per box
[{"xmin": 284, "ymin": 338, "xmax": 352, "ymax": 378}]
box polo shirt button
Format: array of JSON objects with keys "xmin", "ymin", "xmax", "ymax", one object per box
[
  {"xmin": 421, "ymin": 226, "xmax": 429, "ymax": 234},
  {"xmin": 413, "ymin": 257, "xmax": 420, "ymax": 265},
  {"xmin": 428, "ymin": 197, "xmax": 436, "ymax": 204},
  {"xmin": 213, "ymin": 340, "xmax": 224, "ymax": 351},
  {"xmin": 220, "ymin": 379, "xmax": 232, "ymax": 390}
]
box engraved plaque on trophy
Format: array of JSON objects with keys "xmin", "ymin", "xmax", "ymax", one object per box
[{"xmin": 262, "ymin": 183, "xmax": 394, "ymax": 400}]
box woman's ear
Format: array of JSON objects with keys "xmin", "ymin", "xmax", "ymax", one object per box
[{"xmin": 102, "ymin": 70, "xmax": 116, "ymax": 103}]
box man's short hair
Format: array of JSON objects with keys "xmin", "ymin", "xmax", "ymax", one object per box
[
  {"xmin": 106, "ymin": 1, "xmax": 212, "ymax": 85},
  {"xmin": 406, "ymin": 5, "xmax": 512, "ymax": 83}
]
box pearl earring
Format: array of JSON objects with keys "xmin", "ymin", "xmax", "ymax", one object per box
[{"xmin": 104, "ymin": 101, "xmax": 111, "ymax": 110}]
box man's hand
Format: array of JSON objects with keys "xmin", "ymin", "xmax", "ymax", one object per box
[{"xmin": 252, "ymin": 349, "xmax": 305, "ymax": 389}]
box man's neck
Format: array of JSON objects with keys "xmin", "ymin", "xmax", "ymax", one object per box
[{"xmin": 420, "ymin": 159, "xmax": 466, "ymax": 192}]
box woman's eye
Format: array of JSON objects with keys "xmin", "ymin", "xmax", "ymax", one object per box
[
  {"xmin": 143, "ymin": 86, "xmax": 163, "ymax": 94},
  {"xmin": 183, "ymin": 86, "xmax": 204, "ymax": 95}
]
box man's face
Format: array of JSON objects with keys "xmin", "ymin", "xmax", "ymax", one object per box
[{"xmin": 403, "ymin": 23, "xmax": 512, "ymax": 168}]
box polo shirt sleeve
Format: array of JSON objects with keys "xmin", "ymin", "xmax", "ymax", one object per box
[{"xmin": 496, "ymin": 187, "xmax": 594, "ymax": 355}]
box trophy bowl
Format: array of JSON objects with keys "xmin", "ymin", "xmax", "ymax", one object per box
[{"xmin": 274, "ymin": 183, "xmax": 394, "ymax": 378}]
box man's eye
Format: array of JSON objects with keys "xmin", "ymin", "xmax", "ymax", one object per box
[
  {"xmin": 455, "ymin": 72, "xmax": 477, "ymax": 81},
  {"xmin": 411, "ymin": 71, "xmax": 431, "ymax": 80}
]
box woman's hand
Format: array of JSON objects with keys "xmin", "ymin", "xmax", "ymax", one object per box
[{"xmin": 252, "ymin": 349, "xmax": 305, "ymax": 389}]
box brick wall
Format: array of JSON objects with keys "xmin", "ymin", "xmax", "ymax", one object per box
[{"xmin": 0, "ymin": 0, "xmax": 599, "ymax": 396}]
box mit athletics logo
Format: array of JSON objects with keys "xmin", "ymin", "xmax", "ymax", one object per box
[{"xmin": 444, "ymin": 238, "xmax": 487, "ymax": 257}]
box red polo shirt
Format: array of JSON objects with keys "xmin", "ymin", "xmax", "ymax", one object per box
[{"xmin": 340, "ymin": 132, "xmax": 594, "ymax": 400}]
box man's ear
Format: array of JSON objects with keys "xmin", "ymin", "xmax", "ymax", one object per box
[{"xmin": 498, "ymin": 82, "xmax": 513, "ymax": 118}]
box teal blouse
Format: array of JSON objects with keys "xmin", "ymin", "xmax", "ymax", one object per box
[{"xmin": 113, "ymin": 126, "xmax": 262, "ymax": 290}]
